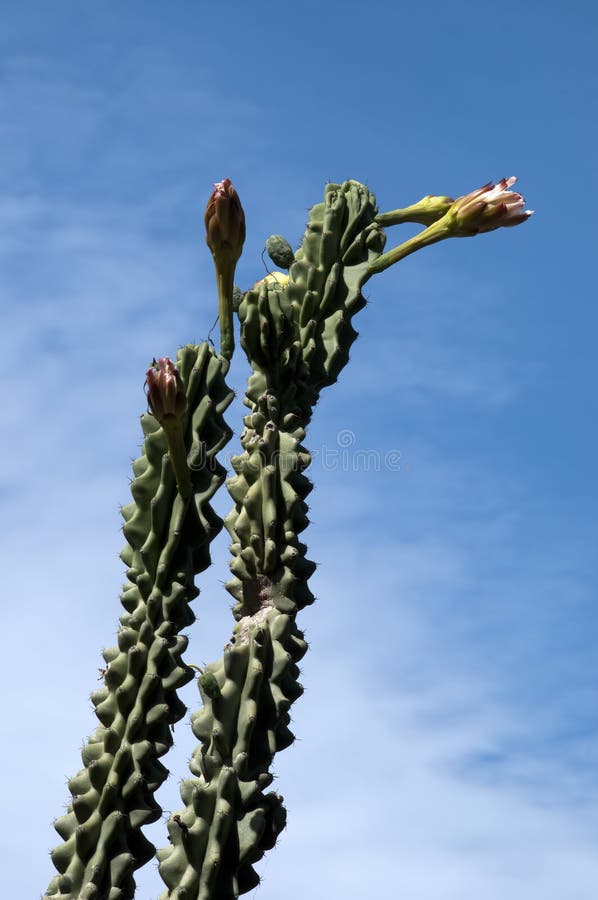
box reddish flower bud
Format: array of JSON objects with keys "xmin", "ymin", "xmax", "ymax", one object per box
[
  {"xmin": 145, "ymin": 358, "xmax": 186, "ymax": 424},
  {"xmin": 204, "ymin": 178, "xmax": 246, "ymax": 269}
]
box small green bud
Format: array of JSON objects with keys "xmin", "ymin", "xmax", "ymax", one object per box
[
  {"xmin": 265, "ymin": 234, "xmax": 295, "ymax": 270},
  {"xmin": 199, "ymin": 670, "xmax": 222, "ymax": 700}
]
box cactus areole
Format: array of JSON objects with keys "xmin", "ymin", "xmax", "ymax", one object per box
[{"xmin": 43, "ymin": 178, "xmax": 531, "ymax": 900}]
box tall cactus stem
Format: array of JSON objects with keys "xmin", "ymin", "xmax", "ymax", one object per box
[
  {"xmin": 44, "ymin": 343, "xmax": 234, "ymax": 900},
  {"xmin": 157, "ymin": 181, "xmax": 387, "ymax": 898}
]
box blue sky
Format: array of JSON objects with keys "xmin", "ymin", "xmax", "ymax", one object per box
[{"xmin": 1, "ymin": 2, "xmax": 597, "ymax": 898}]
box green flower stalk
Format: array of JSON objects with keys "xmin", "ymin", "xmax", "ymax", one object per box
[
  {"xmin": 205, "ymin": 178, "xmax": 246, "ymax": 362},
  {"xmin": 375, "ymin": 193, "xmax": 454, "ymax": 226}
]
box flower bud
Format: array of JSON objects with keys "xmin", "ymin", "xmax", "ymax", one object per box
[
  {"xmin": 204, "ymin": 178, "xmax": 246, "ymax": 269},
  {"xmin": 145, "ymin": 358, "xmax": 186, "ymax": 425},
  {"xmin": 205, "ymin": 179, "xmax": 246, "ymax": 361},
  {"xmin": 447, "ymin": 177, "xmax": 533, "ymax": 236}
]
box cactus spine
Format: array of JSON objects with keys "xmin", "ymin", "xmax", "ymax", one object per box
[{"xmin": 44, "ymin": 176, "xmax": 531, "ymax": 899}]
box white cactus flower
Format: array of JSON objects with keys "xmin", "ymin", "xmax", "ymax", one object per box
[{"xmin": 449, "ymin": 176, "xmax": 534, "ymax": 235}]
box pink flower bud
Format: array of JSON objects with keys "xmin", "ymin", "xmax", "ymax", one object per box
[
  {"xmin": 449, "ymin": 177, "xmax": 533, "ymax": 235},
  {"xmin": 145, "ymin": 358, "xmax": 186, "ymax": 424},
  {"xmin": 204, "ymin": 178, "xmax": 246, "ymax": 268}
]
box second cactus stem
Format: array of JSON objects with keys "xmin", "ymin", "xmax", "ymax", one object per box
[{"xmin": 157, "ymin": 181, "xmax": 387, "ymax": 898}]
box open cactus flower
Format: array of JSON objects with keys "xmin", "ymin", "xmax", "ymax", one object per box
[{"xmin": 448, "ymin": 176, "xmax": 534, "ymax": 236}]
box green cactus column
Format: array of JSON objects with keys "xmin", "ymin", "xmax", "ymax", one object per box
[
  {"xmin": 156, "ymin": 182, "xmax": 387, "ymax": 899},
  {"xmin": 44, "ymin": 343, "xmax": 234, "ymax": 900}
]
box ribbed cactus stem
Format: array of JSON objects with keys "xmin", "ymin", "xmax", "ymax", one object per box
[
  {"xmin": 157, "ymin": 607, "xmax": 306, "ymax": 899},
  {"xmin": 44, "ymin": 344, "xmax": 233, "ymax": 900},
  {"xmin": 156, "ymin": 182, "xmax": 387, "ymax": 897}
]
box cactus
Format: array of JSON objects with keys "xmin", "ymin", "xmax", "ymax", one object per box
[{"xmin": 44, "ymin": 177, "xmax": 531, "ymax": 899}]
